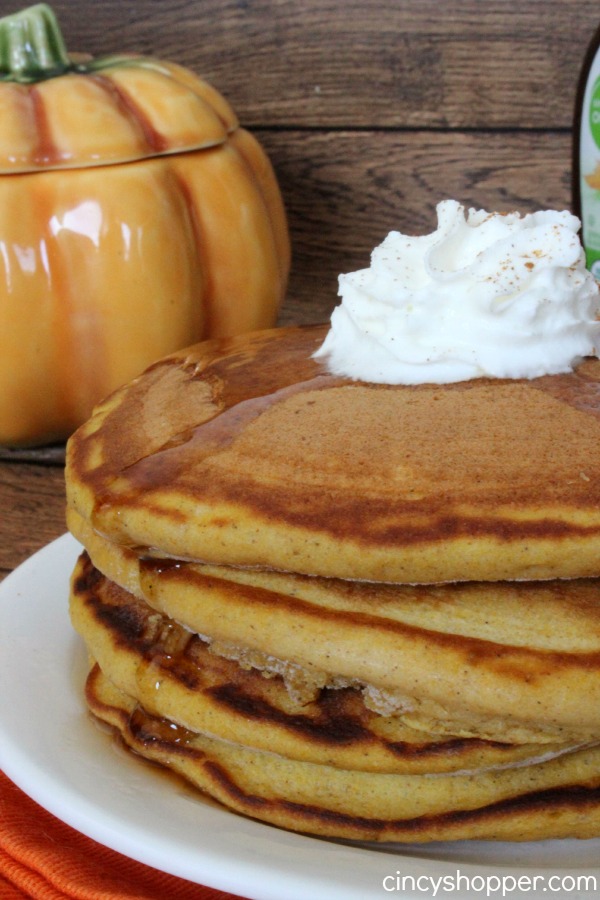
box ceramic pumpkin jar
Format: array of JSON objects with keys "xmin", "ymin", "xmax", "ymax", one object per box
[{"xmin": 0, "ymin": 4, "xmax": 290, "ymax": 447}]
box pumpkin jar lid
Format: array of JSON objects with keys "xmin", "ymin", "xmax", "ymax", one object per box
[{"xmin": 0, "ymin": 4, "xmax": 238, "ymax": 173}]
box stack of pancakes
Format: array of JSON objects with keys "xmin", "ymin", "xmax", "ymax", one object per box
[{"xmin": 66, "ymin": 323, "xmax": 600, "ymax": 842}]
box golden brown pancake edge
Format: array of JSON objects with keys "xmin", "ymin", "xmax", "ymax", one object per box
[{"xmin": 65, "ymin": 324, "xmax": 600, "ymax": 584}]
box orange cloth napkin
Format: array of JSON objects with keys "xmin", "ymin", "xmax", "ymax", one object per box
[{"xmin": 0, "ymin": 771, "xmax": 245, "ymax": 899}]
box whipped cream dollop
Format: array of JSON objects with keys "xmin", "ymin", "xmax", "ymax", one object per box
[{"xmin": 314, "ymin": 199, "xmax": 600, "ymax": 383}]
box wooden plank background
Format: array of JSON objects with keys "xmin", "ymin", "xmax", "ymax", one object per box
[
  {"xmin": 2, "ymin": 0, "xmax": 600, "ymax": 572},
  {"xmin": 26, "ymin": 0, "xmax": 600, "ymax": 324}
]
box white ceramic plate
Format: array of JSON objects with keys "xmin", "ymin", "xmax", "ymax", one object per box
[{"xmin": 1, "ymin": 534, "xmax": 600, "ymax": 900}]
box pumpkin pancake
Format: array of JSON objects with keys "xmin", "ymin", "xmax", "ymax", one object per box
[
  {"xmin": 65, "ymin": 322, "xmax": 600, "ymax": 842},
  {"xmin": 65, "ymin": 324, "xmax": 600, "ymax": 585},
  {"xmin": 69, "ymin": 527, "xmax": 600, "ymax": 745},
  {"xmin": 70, "ymin": 551, "xmax": 590, "ymax": 774},
  {"xmin": 86, "ymin": 664, "xmax": 600, "ymax": 842}
]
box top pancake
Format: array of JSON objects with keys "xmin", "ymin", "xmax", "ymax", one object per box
[{"xmin": 66, "ymin": 324, "xmax": 600, "ymax": 583}]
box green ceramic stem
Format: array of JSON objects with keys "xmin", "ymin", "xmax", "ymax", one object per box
[{"xmin": 0, "ymin": 4, "xmax": 72, "ymax": 83}]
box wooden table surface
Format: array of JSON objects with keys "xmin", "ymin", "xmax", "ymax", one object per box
[{"xmin": 1, "ymin": 0, "xmax": 599, "ymax": 580}]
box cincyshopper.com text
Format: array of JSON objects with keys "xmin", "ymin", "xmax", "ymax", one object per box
[{"xmin": 382, "ymin": 870, "xmax": 597, "ymax": 896}]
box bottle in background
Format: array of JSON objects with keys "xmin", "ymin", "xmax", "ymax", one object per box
[{"xmin": 573, "ymin": 23, "xmax": 600, "ymax": 278}]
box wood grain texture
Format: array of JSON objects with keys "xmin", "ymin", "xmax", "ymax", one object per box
[
  {"xmin": 0, "ymin": 464, "xmax": 66, "ymax": 576},
  {"xmin": 44, "ymin": 0, "xmax": 599, "ymax": 129}
]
